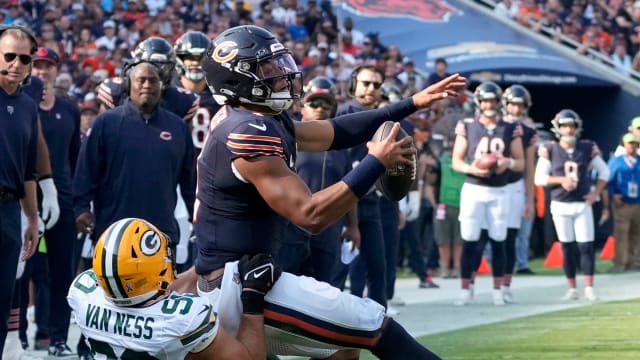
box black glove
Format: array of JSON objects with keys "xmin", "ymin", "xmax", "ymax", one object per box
[{"xmin": 238, "ymin": 254, "xmax": 282, "ymax": 314}]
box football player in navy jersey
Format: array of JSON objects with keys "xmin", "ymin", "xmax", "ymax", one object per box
[
  {"xmin": 96, "ymin": 37, "xmax": 200, "ymax": 122},
  {"xmin": 174, "ymin": 31, "xmax": 221, "ymax": 154},
  {"xmin": 193, "ymin": 25, "xmax": 464, "ymax": 360},
  {"xmin": 451, "ymin": 81, "xmax": 525, "ymax": 306},
  {"xmin": 534, "ymin": 109, "xmax": 609, "ymax": 301},
  {"xmin": 499, "ymin": 84, "xmax": 538, "ymax": 302},
  {"xmin": 30, "ymin": 46, "xmax": 81, "ymax": 357}
]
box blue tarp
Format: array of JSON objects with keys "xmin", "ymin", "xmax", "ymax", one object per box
[{"xmin": 336, "ymin": 0, "xmax": 617, "ymax": 87}]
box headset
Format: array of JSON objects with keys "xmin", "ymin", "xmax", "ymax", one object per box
[
  {"xmin": 347, "ymin": 64, "xmax": 385, "ymax": 98},
  {"xmin": 0, "ymin": 24, "xmax": 38, "ymax": 85}
]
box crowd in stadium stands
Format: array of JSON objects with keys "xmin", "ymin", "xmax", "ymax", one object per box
[{"xmin": 493, "ymin": 0, "xmax": 640, "ymax": 75}]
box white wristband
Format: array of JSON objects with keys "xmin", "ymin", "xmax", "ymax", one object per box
[
  {"xmin": 462, "ymin": 164, "xmax": 470, "ymax": 174},
  {"xmin": 508, "ymin": 158, "xmax": 516, "ymax": 170}
]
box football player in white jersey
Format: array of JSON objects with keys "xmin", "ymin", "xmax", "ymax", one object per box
[
  {"xmin": 68, "ymin": 218, "xmax": 280, "ymax": 359},
  {"xmin": 534, "ymin": 110, "xmax": 609, "ymax": 301}
]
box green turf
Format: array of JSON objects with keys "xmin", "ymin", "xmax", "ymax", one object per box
[{"xmin": 356, "ymin": 299, "xmax": 640, "ymax": 360}]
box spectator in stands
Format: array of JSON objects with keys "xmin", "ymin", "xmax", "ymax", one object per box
[
  {"xmin": 94, "ymin": 20, "xmax": 119, "ymax": 52},
  {"xmin": 341, "ymin": 16, "xmax": 365, "ymax": 45},
  {"xmin": 612, "ymin": 39, "xmax": 634, "ymax": 72},
  {"xmin": 341, "ymin": 32, "xmax": 360, "ymax": 56},
  {"xmin": 79, "ymin": 101, "xmax": 98, "ymax": 140},
  {"xmin": 559, "ymin": 17, "xmax": 583, "ymax": 42},
  {"xmin": 355, "ymin": 37, "xmax": 380, "ymax": 63},
  {"xmin": 578, "ymin": 21, "xmax": 612, "ymax": 55},
  {"xmin": 495, "ymin": 0, "xmax": 521, "ymax": 19},
  {"xmin": 534, "ymin": 9, "xmax": 563, "ymax": 34},
  {"xmin": 397, "ymin": 56, "xmax": 426, "ymax": 94},
  {"xmin": 79, "ymin": 45, "xmax": 116, "ymax": 77},
  {"xmin": 288, "ymin": 10, "xmax": 310, "ymax": 41},
  {"xmin": 516, "ymin": 0, "xmax": 545, "ymax": 28},
  {"xmin": 428, "ymin": 58, "xmax": 451, "ymax": 86}
]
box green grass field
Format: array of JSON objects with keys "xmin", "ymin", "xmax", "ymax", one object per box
[{"xmin": 357, "ymin": 299, "xmax": 640, "ymax": 360}]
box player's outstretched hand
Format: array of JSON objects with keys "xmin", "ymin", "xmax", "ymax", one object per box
[
  {"xmin": 238, "ymin": 253, "xmax": 282, "ymax": 295},
  {"xmin": 412, "ymin": 74, "xmax": 467, "ymax": 108},
  {"xmin": 366, "ymin": 123, "xmax": 416, "ymax": 169}
]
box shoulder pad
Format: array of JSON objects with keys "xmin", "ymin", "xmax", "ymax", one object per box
[{"xmin": 226, "ymin": 116, "xmax": 285, "ymax": 160}]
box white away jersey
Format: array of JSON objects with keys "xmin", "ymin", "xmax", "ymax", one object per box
[{"xmin": 68, "ymin": 270, "xmax": 218, "ymax": 359}]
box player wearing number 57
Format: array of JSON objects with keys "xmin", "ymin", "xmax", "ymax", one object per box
[
  {"xmin": 451, "ymin": 81, "xmax": 524, "ymax": 306},
  {"xmin": 68, "ymin": 218, "xmax": 276, "ymax": 359},
  {"xmin": 534, "ymin": 109, "xmax": 609, "ymax": 301},
  {"xmin": 72, "ymin": 61, "xmax": 196, "ymax": 247}
]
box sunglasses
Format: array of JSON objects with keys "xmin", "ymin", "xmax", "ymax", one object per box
[
  {"xmin": 358, "ymin": 79, "xmax": 382, "ymax": 89},
  {"xmin": 0, "ymin": 51, "xmax": 32, "ymax": 65},
  {"xmin": 304, "ymin": 99, "xmax": 333, "ymax": 110}
]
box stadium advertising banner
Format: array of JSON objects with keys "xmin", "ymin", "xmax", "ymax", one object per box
[{"xmin": 337, "ymin": 0, "xmax": 616, "ymax": 87}]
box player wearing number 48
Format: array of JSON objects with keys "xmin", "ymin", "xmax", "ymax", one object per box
[{"xmin": 451, "ymin": 81, "xmax": 525, "ymax": 306}]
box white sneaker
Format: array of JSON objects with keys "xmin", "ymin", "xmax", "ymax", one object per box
[
  {"xmin": 584, "ymin": 286, "xmax": 598, "ymax": 302},
  {"xmin": 562, "ymin": 288, "xmax": 579, "ymax": 301},
  {"xmin": 492, "ymin": 289, "xmax": 506, "ymax": 306},
  {"xmin": 389, "ymin": 296, "xmax": 406, "ymax": 306},
  {"xmin": 2, "ymin": 332, "xmax": 24, "ymax": 360},
  {"xmin": 386, "ymin": 305, "xmax": 400, "ymax": 316},
  {"xmin": 502, "ymin": 286, "xmax": 515, "ymax": 303},
  {"xmin": 454, "ymin": 289, "xmax": 472, "ymax": 306}
]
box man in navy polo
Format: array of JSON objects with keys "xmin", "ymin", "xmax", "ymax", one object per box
[
  {"xmin": 29, "ymin": 46, "xmax": 81, "ymax": 357},
  {"xmin": 73, "ymin": 61, "xmax": 195, "ymax": 253},
  {"xmin": 0, "ymin": 25, "xmax": 40, "ymax": 356}
]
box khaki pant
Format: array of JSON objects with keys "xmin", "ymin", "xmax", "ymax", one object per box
[{"xmin": 612, "ymin": 202, "xmax": 640, "ymax": 269}]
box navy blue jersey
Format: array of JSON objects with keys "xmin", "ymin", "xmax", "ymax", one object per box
[
  {"xmin": 181, "ymin": 86, "xmax": 221, "ymax": 152},
  {"xmin": 73, "ymin": 100, "xmax": 196, "ymax": 241},
  {"xmin": 97, "ymin": 77, "xmax": 200, "ymax": 121},
  {"xmin": 39, "ymin": 96, "xmax": 81, "ymax": 211},
  {"xmin": 296, "ymin": 149, "xmax": 351, "ymax": 193},
  {"xmin": 194, "ymin": 106, "xmax": 297, "ymax": 273},
  {"xmin": 506, "ymin": 121, "xmax": 537, "ymax": 184},
  {"xmin": 539, "ymin": 140, "xmax": 599, "ymax": 202},
  {"xmin": 455, "ymin": 117, "xmax": 522, "ymax": 187},
  {"xmin": 0, "ymin": 87, "xmax": 39, "ymax": 197}
]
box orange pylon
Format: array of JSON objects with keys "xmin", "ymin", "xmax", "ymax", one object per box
[
  {"xmin": 477, "ymin": 256, "xmax": 491, "ymax": 274},
  {"xmin": 544, "ymin": 241, "xmax": 563, "ymax": 268},
  {"xmin": 600, "ymin": 236, "xmax": 615, "ymax": 260}
]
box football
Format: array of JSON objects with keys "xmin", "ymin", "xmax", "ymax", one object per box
[
  {"xmin": 475, "ymin": 153, "xmax": 497, "ymax": 170},
  {"xmin": 371, "ymin": 121, "xmax": 416, "ymax": 201}
]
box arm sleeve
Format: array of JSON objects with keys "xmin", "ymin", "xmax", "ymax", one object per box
[
  {"xmin": 73, "ymin": 115, "xmax": 104, "ymax": 216},
  {"xmin": 179, "ymin": 124, "xmax": 197, "ymax": 222},
  {"xmin": 329, "ymin": 98, "xmax": 418, "ymax": 150},
  {"xmin": 590, "ymin": 155, "xmax": 610, "ymax": 182},
  {"xmin": 226, "ymin": 121, "xmax": 286, "ymax": 160},
  {"xmin": 534, "ymin": 144, "xmax": 551, "ymax": 186}
]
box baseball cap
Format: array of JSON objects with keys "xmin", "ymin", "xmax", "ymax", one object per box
[
  {"xmin": 362, "ymin": 37, "xmax": 372, "ymax": 45},
  {"xmin": 80, "ymin": 101, "xmax": 98, "ymax": 114},
  {"xmin": 630, "ymin": 116, "xmax": 640, "ymax": 129},
  {"xmin": 402, "ymin": 56, "xmax": 414, "ymax": 65},
  {"xmin": 33, "ymin": 47, "xmax": 60, "ymax": 65},
  {"xmin": 103, "ymin": 20, "xmax": 116, "ymax": 28},
  {"xmin": 72, "ymin": 3, "xmax": 83, "ymax": 11},
  {"xmin": 622, "ymin": 132, "xmax": 638, "ymax": 144}
]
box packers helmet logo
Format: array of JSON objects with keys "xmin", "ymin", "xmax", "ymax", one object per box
[
  {"xmin": 212, "ymin": 41, "xmax": 239, "ymax": 63},
  {"xmin": 140, "ymin": 230, "xmax": 161, "ymax": 256}
]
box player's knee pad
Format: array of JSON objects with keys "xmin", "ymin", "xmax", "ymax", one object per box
[{"xmin": 460, "ymin": 220, "xmax": 482, "ymax": 242}]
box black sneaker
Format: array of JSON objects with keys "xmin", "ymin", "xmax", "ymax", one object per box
[
  {"xmin": 516, "ymin": 268, "xmax": 535, "ymax": 275},
  {"xmin": 48, "ymin": 342, "xmax": 75, "ymax": 358},
  {"xmin": 419, "ymin": 280, "xmax": 440, "ymax": 289}
]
